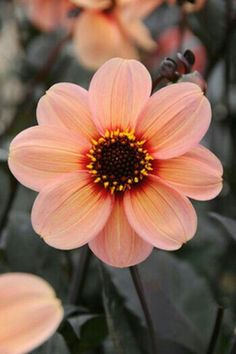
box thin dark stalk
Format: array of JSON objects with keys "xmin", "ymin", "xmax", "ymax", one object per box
[
  {"xmin": 205, "ymin": 16, "xmax": 236, "ymax": 80},
  {"xmin": 27, "ymin": 31, "xmax": 72, "ymax": 93},
  {"xmin": 151, "ymin": 75, "xmax": 164, "ymax": 93},
  {"xmin": 0, "ymin": 172, "xmax": 18, "ymax": 239},
  {"xmin": 206, "ymin": 306, "xmax": 224, "ymax": 354},
  {"xmin": 129, "ymin": 266, "xmax": 157, "ymax": 354},
  {"xmin": 68, "ymin": 246, "xmax": 91, "ymax": 305},
  {"xmin": 225, "ymin": 0, "xmax": 232, "ymax": 112},
  {"xmin": 178, "ymin": 7, "xmax": 187, "ymax": 53}
]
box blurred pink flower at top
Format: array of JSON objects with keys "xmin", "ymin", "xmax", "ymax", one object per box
[
  {"xmin": 22, "ymin": 0, "xmax": 74, "ymax": 32},
  {"xmin": 0, "ymin": 273, "xmax": 63, "ymax": 354},
  {"xmin": 8, "ymin": 58, "xmax": 223, "ymax": 268},
  {"xmin": 151, "ymin": 26, "xmax": 207, "ymax": 74},
  {"xmin": 72, "ymin": 0, "xmax": 161, "ymax": 69}
]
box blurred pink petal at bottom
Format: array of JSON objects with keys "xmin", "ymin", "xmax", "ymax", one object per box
[{"xmin": 0, "ymin": 273, "xmax": 63, "ymax": 354}]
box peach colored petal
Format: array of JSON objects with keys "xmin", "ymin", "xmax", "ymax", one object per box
[
  {"xmin": 72, "ymin": 0, "xmax": 111, "ymax": 9},
  {"xmin": 124, "ymin": 175, "xmax": 197, "ymax": 250},
  {"xmin": 23, "ymin": 0, "xmax": 73, "ymax": 32},
  {"xmin": 136, "ymin": 82, "xmax": 211, "ymax": 159},
  {"xmin": 122, "ymin": 0, "xmax": 164, "ymax": 18},
  {"xmin": 117, "ymin": 13, "xmax": 156, "ymax": 51},
  {"xmin": 37, "ymin": 83, "xmax": 97, "ymax": 143},
  {"xmin": 32, "ymin": 172, "xmax": 113, "ymax": 249},
  {"xmin": 89, "ymin": 198, "xmax": 153, "ymax": 267},
  {"xmin": 73, "ymin": 11, "xmax": 139, "ymax": 71},
  {"xmin": 89, "ymin": 58, "xmax": 152, "ymax": 133},
  {"xmin": 0, "ymin": 273, "xmax": 63, "ymax": 354},
  {"xmin": 8, "ymin": 125, "xmax": 87, "ymax": 192},
  {"xmin": 156, "ymin": 145, "xmax": 223, "ymax": 200}
]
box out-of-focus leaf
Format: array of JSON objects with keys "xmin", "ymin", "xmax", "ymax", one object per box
[
  {"xmin": 106, "ymin": 251, "xmax": 216, "ymax": 354},
  {"xmin": 0, "ymin": 167, "xmax": 10, "ymax": 222},
  {"xmin": 210, "ymin": 212, "xmax": 236, "ymax": 242},
  {"xmin": 154, "ymin": 339, "xmax": 196, "ymax": 354},
  {"xmin": 140, "ymin": 252, "xmax": 217, "ymax": 353},
  {"xmin": 188, "ymin": 0, "xmax": 225, "ymax": 57},
  {"xmin": 228, "ymin": 336, "xmax": 236, "ymax": 354},
  {"xmin": 100, "ymin": 265, "xmax": 147, "ymax": 354},
  {"xmin": 58, "ymin": 320, "xmax": 81, "ymax": 354},
  {"xmin": 4, "ymin": 209, "xmax": 70, "ymax": 300},
  {"xmin": 69, "ymin": 314, "xmax": 108, "ymax": 352},
  {"xmin": 31, "ymin": 332, "xmax": 70, "ymax": 354},
  {"xmin": 59, "ymin": 314, "xmax": 108, "ymax": 353},
  {"xmin": 177, "ymin": 212, "xmax": 228, "ymax": 280},
  {"xmin": 63, "ymin": 304, "xmax": 89, "ymax": 319}
]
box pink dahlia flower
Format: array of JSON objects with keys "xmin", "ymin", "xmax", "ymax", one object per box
[
  {"xmin": 8, "ymin": 58, "xmax": 223, "ymax": 268},
  {"xmin": 0, "ymin": 273, "xmax": 63, "ymax": 354}
]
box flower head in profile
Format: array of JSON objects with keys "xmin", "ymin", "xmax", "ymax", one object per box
[
  {"xmin": 0, "ymin": 273, "xmax": 63, "ymax": 354},
  {"xmin": 71, "ymin": 0, "xmax": 160, "ymax": 69},
  {"xmin": 8, "ymin": 58, "xmax": 223, "ymax": 268}
]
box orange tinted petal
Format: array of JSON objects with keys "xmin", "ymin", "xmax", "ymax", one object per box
[
  {"xmin": 89, "ymin": 58, "xmax": 152, "ymax": 133},
  {"xmin": 8, "ymin": 125, "xmax": 87, "ymax": 191},
  {"xmin": 136, "ymin": 83, "xmax": 211, "ymax": 159},
  {"xmin": 117, "ymin": 14, "xmax": 156, "ymax": 51},
  {"xmin": 32, "ymin": 172, "xmax": 113, "ymax": 249},
  {"xmin": 124, "ymin": 175, "xmax": 197, "ymax": 250},
  {"xmin": 73, "ymin": 11, "xmax": 139, "ymax": 71},
  {"xmin": 156, "ymin": 145, "xmax": 223, "ymax": 200},
  {"xmin": 133, "ymin": 0, "xmax": 164, "ymax": 17},
  {"xmin": 37, "ymin": 83, "xmax": 97, "ymax": 143},
  {"xmin": 89, "ymin": 198, "xmax": 152, "ymax": 267},
  {"xmin": 0, "ymin": 273, "xmax": 63, "ymax": 354}
]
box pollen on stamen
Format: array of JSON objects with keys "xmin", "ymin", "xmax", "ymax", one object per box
[{"xmin": 86, "ymin": 129, "xmax": 154, "ymax": 193}]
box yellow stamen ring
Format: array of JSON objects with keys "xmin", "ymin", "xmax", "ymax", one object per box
[{"xmin": 86, "ymin": 129, "xmax": 153, "ymax": 193}]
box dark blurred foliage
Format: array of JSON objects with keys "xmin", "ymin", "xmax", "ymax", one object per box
[{"xmin": 0, "ymin": 1, "xmax": 236, "ymax": 354}]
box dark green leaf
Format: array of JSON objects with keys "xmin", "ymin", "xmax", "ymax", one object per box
[
  {"xmin": 210, "ymin": 213, "xmax": 236, "ymax": 242},
  {"xmin": 100, "ymin": 264, "xmax": 147, "ymax": 354}
]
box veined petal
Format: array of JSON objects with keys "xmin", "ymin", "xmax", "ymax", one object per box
[
  {"xmin": 156, "ymin": 145, "xmax": 223, "ymax": 200},
  {"xmin": 0, "ymin": 273, "xmax": 63, "ymax": 354},
  {"xmin": 37, "ymin": 83, "xmax": 97, "ymax": 143},
  {"xmin": 124, "ymin": 175, "xmax": 197, "ymax": 250},
  {"xmin": 136, "ymin": 83, "xmax": 211, "ymax": 159},
  {"xmin": 32, "ymin": 172, "xmax": 113, "ymax": 250},
  {"xmin": 8, "ymin": 125, "xmax": 87, "ymax": 192},
  {"xmin": 89, "ymin": 198, "xmax": 152, "ymax": 267},
  {"xmin": 73, "ymin": 11, "xmax": 139, "ymax": 71},
  {"xmin": 89, "ymin": 58, "xmax": 152, "ymax": 133}
]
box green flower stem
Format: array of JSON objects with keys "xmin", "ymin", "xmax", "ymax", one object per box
[{"xmin": 206, "ymin": 306, "xmax": 224, "ymax": 354}]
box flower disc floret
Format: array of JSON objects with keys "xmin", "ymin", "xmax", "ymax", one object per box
[{"xmin": 86, "ymin": 129, "xmax": 153, "ymax": 193}]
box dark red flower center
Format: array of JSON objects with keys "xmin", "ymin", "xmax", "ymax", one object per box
[{"xmin": 87, "ymin": 129, "xmax": 153, "ymax": 193}]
